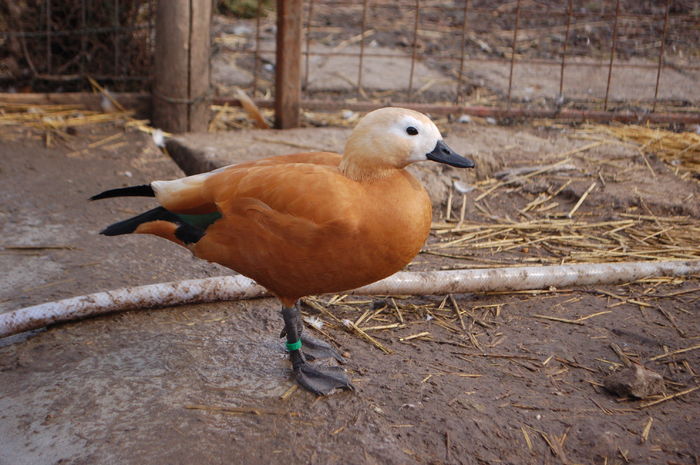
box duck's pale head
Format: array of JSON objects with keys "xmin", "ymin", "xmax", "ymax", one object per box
[{"xmin": 340, "ymin": 107, "xmax": 474, "ymax": 180}]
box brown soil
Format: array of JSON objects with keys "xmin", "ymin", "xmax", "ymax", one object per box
[{"xmin": 1, "ymin": 121, "xmax": 699, "ymax": 465}]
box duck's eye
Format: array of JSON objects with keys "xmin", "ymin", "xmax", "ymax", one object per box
[{"xmin": 406, "ymin": 126, "xmax": 418, "ymax": 136}]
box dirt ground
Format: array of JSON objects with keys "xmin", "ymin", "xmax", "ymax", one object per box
[{"xmin": 1, "ymin": 117, "xmax": 699, "ymax": 465}]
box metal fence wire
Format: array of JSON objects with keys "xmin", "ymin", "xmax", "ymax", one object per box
[
  {"xmin": 2, "ymin": 1, "xmax": 699, "ymax": 123},
  {"xmin": 0, "ymin": 0, "xmax": 155, "ymax": 92},
  {"xmin": 213, "ymin": 0, "xmax": 700, "ymax": 123}
]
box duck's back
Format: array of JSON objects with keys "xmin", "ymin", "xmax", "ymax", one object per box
[
  {"xmin": 158, "ymin": 153, "xmax": 432, "ymax": 304},
  {"xmin": 151, "ymin": 152, "xmax": 342, "ymax": 214}
]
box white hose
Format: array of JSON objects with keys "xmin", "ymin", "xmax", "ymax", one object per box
[
  {"xmin": 1, "ymin": 260, "xmax": 698, "ymax": 339},
  {"xmin": 1, "ymin": 275, "xmax": 268, "ymax": 339},
  {"xmin": 354, "ymin": 260, "xmax": 700, "ymax": 295}
]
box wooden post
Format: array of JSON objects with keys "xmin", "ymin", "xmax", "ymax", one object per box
[
  {"xmin": 153, "ymin": 0, "xmax": 211, "ymax": 133},
  {"xmin": 275, "ymin": 0, "xmax": 303, "ymax": 129}
]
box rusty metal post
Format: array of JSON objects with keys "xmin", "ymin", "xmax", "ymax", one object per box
[
  {"xmin": 153, "ymin": 0, "xmax": 211, "ymax": 133},
  {"xmin": 80, "ymin": 0, "xmax": 86, "ymax": 76},
  {"xmin": 652, "ymin": 0, "xmax": 671, "ymax": 112},
  {"xmin": 113, "ymin": 0, "xmax": 120, "ymax": 78},
  {"xmin": 604, "ymin": 0, "xmax": 621, "ymax": 111},
  {"xmin": 357, "ymin": 0, "xmax": 369, "ymax": 93},
  {"xmin": 252, "ymin": 0, "xmax": 264, "ymax": 96},
  {"xmin": 303, "ymin": 0, "xmax": 316, "ymax": 91},
  {"xmin": 46, "ymin": 0, "xmax": 52, "ymax": 73},
  {"xmin": 558, "ymin": 0, "xmax": 573, "ymax": 99},
  {"xmin": 275, "ymin": 0, "xmax": 303, "ymax": 129},
  {"xmin": 407, "ymin": 0, "xmax": 421, "ymax": 99},
  {"xmin": 456, "ymin": 0, "xmax": 470, "ymax": 103},
  {"xmin": 506, "ymin": 0, "xmax": 521, "ymax": 108}
]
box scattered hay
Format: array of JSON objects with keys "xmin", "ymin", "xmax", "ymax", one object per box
[
  {"xmin": 429, "ymin": 216, "xmax": 700, "ymax": 265},
  {"xmin": 639, "ymin": 385, "xmax": 700, "ymax": 409},
  {"xmin": 0, "ymin": 92, "xmax": 163, "ymax": 147},
  {"xmin": 588, "ymin": 124, "xmax": 700, "ymax": 179}
]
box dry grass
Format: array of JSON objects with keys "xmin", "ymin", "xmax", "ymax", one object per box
[
  {"xmin": 587, "ymin": 124, "xmax": 700, "ymax": 179},
  {"xmin": 427, "ymin": 216, "xmax": 700, "ymax": 266},
  {"xmin": 0, "ymin": 99, "xmax": 159, "ymax": 149}
]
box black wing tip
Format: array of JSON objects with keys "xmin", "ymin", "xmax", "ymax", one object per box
[
  {"xmin": 99, "ymin": 225, "xmax": 125, "ymax": 236},
  {"xmin": 90, "ymin": 184, "xmax": 155, "ymax": 201},
  {"xmin": 96, "ymin": 206, "xmax": 205, "ymax": 244},
  {"xmin": 97, "ymin": 206, "xmax": 168, "ymax": 237},
  {"xmin": 99, "ymin": 221, "xmax": 138, "ymax": 236}
]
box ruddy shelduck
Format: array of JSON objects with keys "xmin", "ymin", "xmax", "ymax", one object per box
[{"xmin": 92, "ymin": 107, "xmax": 474, "ymax": 394}]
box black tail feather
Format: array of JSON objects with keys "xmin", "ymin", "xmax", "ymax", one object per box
[
  {"xmin": 100, "ymin": 206, "xmax": 172, "ymax": 236},
  {"xmin": 100, "ymin": 206, "xmax": 205, "ymax": 244},
  {"xmin": 91, "ymin": 184, "xmax": 155, "ymax": 201}
]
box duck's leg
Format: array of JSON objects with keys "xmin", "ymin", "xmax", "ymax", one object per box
[
  {"xmin": 279, "ymin": 304, "xmax": 345, "ymax": 362},
  {"xmin": 281, "ymin": 305, "xmax": 354, "ymax": 395},
  {"xmin": 279, "ymin": 306, "xmax": 345, "ymax": 362}
]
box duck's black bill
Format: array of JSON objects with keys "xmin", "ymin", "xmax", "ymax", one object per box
[{"xmin": 426, "ymin": 140, "xmax": 474, "ymax": 168}]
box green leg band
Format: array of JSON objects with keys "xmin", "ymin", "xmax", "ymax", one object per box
[{"xmin": 286, "ymin": 339, "xmax": 302, "ymax": 351}]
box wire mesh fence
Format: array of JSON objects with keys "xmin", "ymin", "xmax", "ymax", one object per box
[
  {"xmin": 0, "ymin": 0, "xmax": 156, "ymax": 92},
  {"xmin": 212, "ymin": 0, "xmax": 700, "ymax": 122},
  {"xmin": 2, "ymin": 1, "xmax": 698, "ymax": 122}
]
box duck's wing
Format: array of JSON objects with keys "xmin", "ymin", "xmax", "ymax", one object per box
[
  {"xmin": 190, "ymin": 160, "xmax": 367, "ymax": 302},
  {"xmin": 151, "ymin": 152, "xmax": 342, "ymax": 215}
]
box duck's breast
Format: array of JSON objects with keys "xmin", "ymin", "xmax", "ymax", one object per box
[
  {"xmin": 192, "ymin": 165, "xmax": 431, "ymax": 302},
  {"xmin": 356, "ymin": 170, "xmax": 432, "ymax": 276}
]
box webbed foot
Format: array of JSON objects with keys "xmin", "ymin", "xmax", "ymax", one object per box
[
  {"xmin": 294, "ymin": 361, "xmax": 354, "ymax": 396},
  {"xmin": 280, "ymin": 304, "xmax": 353, "ymax": 395},
  {"xmin": 301, "ymin": 334, "xmax": 345, "ymax": 363}
]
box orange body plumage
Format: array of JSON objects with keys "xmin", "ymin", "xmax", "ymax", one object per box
[{"xmin": 140, "ymin": 151, "xmax": 431, "ymax": 306}]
